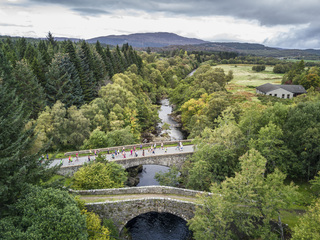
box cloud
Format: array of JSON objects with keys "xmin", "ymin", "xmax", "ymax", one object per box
[
  {"xmin": 264, "ymin": 23, "xmax": 320, "ymax": 49},
  {"xmin": 0, "ymin": 23, "xmax": 33, "ymax": 28},
  {"xmin": 71, "ymin": 8, "xmax": 110, "ymax": 16},
  {"xmin": 27, "ymin": 0, "xmax": 320, "ymax": 26}
]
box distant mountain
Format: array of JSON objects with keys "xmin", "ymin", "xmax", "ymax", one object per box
[{"xmin": 86, "ymin": 32, "xmax": 208, "ymax": 47}]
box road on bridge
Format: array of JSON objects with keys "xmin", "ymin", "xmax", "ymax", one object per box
[{"xmin": 52, "ymin": 144, "xmax": 194, "ymax": 167}]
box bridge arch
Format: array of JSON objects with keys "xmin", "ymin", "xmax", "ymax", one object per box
[{"xmin": 85, "ymin": 198, "xmax": 197, "ymax": 231}]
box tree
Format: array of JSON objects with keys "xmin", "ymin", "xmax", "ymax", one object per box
[
  {"xmin": 0, "ymin": 185, "xmax": 87, "ymax": 239},
  {"xmin": 292, "ymin": 198, "xmax": 320, "ymax": 240},
  {"xmin": 188, "ymin": 149, "xmax": 297, "ymax": 240},
  {"xmin": 45, "ymin": 53, "xmax": 83, "ymax": 107},
  {"xmin": 72, "ymin": 162, "xmax": 127, "ymax": 190},
  {"xmin": 0, "ymin": 84, "xmax": 56, "ymax": 216},
  {"xmin": 11, "ymin": 60, "xmax": 46, "ymax": 118},
  {"xmin": 155, "ymin": 166, "xmax": 180, "ymax": 187}
]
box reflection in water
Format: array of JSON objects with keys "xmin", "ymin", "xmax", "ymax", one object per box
[
  {"xmin": 125, "ymin": 212, "xmax": 192, "ymax": 240},
  {"xmin": 136, "ymin": 165, "xmax": 169, "ymax": 187}
]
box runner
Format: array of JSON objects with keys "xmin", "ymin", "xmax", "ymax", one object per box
[{"xmin": 76, "ymin": 152, "xmax": 79, "ymax": 161}]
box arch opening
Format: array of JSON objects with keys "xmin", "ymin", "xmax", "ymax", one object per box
[{"xmin": 121, "ymin": 211, "xmax": 192, "ymax": 240}]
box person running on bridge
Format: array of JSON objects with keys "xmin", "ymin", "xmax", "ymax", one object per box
[
  {"xmin": 176, "ymin": 142, "xmax": 180, "ymax": 150},
  {"xmin": 68, "ymin": 155, "xmax": 72, "ymax": 164},
  {"xmin": 76, "ymin": 152, "xmax": 79, "ymax": 161},
  {"xmin": 130, "ymin": 149, "xmax": 133, "ymax": 156},
  {"xmin": 60, "ymin": 159, "xmax": 63, "ymax": 165},
  {"xmin": 88, "ymin": 155, "xmax": 91, "ymax": 162},
  {"xmin": 161, "ymin": 142, "xmax": 164, "ymax": 150},
  {"xmin": 165, "ymin": 147, "xmax": 167, "ymax": 153},
  {"xmin": 142, "ymin": 149, "xmax": 145, "ymax": 156}
]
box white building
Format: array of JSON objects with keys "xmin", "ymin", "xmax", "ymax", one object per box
[{"xmin": 256, "ymin": 83, "xmax": 306, "ymax": 99}]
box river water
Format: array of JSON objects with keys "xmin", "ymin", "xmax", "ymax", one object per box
[
  {"xmin": 125, "ymin": 99, "xmax": 192, "ymax": 239},
  {"xmin": 136, "ymin": 99, "xmax": 184, "ymax": 187}
]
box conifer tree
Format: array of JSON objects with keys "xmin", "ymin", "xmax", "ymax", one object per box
[
  {"xmin": 105, "ymin": 45, "xmax": 115, "ymax": 77},
  {"xmin": 0, "ymin": 83, "xmax": 56, "ymax": 216},
  {"xmin": 78, "ymin": 48, "xmax": 96, "ymax": 103},
  {"xmin": 11, "ymin": 60, "xmax": 46, "ymax": 118},
  {"xmin": 45, "ymin": 53, "xmax": 83, "ymax": 107}
]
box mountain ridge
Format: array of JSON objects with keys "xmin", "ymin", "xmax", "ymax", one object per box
[{"xmin": 86, "ymin": 32, "xmax": 208, "ymax": 47}]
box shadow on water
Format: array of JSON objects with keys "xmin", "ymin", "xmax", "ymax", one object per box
[{"xmin": 123, "ymin": 212, "xmax": 192, "ymax": 240}]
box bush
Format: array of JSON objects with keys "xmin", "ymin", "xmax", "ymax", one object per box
[
  {"xmin": 252, "ymin": 65, "xmax": 266, "ymax": 72},
  {"xmin": 72, "ymin": 162, "xmax": 127, "ymax": 190}
]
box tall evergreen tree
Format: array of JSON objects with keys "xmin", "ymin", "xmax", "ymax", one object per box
[
  {"xmin": 45, "ymin": 53, "xmax": 83, "ymax": 107},
  {"xmin": 0, "ymin": 47, "xmax": 13, "ymax": 83},
  {"xmin": 0, "ymin": 83, "xmax": 56, "ymax": 217},
  {"xmin": 11, "ymin": 60, "xmax": 46, "ymax": 119},
  {"xmin": 78, "ymin": 45, "xmax": 96, "ymax": 102},
  {"xmin": 105, "ymin": 45, "xmax": 115, "ymax": 77}
]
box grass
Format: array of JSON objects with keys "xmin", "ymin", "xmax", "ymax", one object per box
[
  {"xmin": 79, "ymin": 193, "xmax": 198, "ymax": 203},
  {"xmin": 213, "ymin": 64, "xmax": 284, "ymax": 93}
]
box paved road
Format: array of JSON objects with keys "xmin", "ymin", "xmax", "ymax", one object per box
[{"xmin": 52, "ymin": 144, "xmax": 194, "ymax": 167}]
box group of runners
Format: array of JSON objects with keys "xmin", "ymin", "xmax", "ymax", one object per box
[{"xmin": 61, "ymin": 141, "xmax": 184, "ymax": 165}]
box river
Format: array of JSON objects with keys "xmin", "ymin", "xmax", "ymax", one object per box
[
  {"xmin": 124, "ymin": 99, "xmax": 192, "ymax": 240},
  {"xmin": 136, "ymin": 99, "xmax": 184, "ymax": 187}
]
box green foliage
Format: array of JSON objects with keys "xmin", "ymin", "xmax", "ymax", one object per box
[
  {"xmin": 310, "ymin": 171, "xmax": 320, "ymax": 196},
  {"xmin": 0, "ymin": 185, "xmax": 87, "ymax": 239},
  {"xmin": 252, "ymin": 65, "xmax": 266, "ymax": 72},
  {"xmin": 72, "ymin": 162, "xmax": 127, "ymax": 190},
  {"xmin": 182, "ymin": 110, "xmax": 245, "ymax": 190},
  {"xmin": 292, "ymin": 198, "xmax": 320, "ymax": 240},
  {"xmin": 82, "ymin": 209, "xmax": 110, "ymax": 240},
  {"xmin": 188, "ymin": 149, "xmax": 298, "ymax": 240},
  {"xmin": 0, "ymin": 84, "xmax": 57, "ymax": 216},
  {"xmin": 154, "ymin": 166, "xmax": 180, "ymax": 187}
]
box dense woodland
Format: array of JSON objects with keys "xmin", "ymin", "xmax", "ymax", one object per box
[{"xmin": 1, "ymin": 34, "xmax": 320, "ymax": 239}]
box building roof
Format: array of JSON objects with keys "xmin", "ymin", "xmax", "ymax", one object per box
[{"xmin": 256, "ymin": 83, "xmax": 306, "ymax": 94}]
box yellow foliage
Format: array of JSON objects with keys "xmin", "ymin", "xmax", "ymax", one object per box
[{"xmin": 82, "ymin": 209, "xmax": 110, "ymax": 240}]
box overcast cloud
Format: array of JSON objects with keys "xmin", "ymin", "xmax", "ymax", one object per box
[{"xmin": 1, "ymin": 0, "xmax": 320, "ymax": 49}]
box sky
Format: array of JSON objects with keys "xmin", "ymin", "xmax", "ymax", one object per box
[{"xmin": 1, "ymin": 0, "xmax": 320, "ymax": 49}]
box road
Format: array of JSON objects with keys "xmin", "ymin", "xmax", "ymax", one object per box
[{"xmin": 51, "ymin": 144, "xmax": 194, "ymax": 167}]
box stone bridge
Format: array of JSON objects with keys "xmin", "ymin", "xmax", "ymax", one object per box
[
  {"xmin": 86, "ymin": 198, "xmax": 196, "ymax": 232},
  {"xmin": 74, "ymin": 186, "xmax": 210, "ymax": 231},
  {"xmin": 57, "ymin": 151, "xmax": 193, "ymax": 176}
]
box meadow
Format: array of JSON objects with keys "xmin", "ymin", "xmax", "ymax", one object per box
[{"xmin": 214, "ymin": 64, "xmax": 283, "ymax": 93}]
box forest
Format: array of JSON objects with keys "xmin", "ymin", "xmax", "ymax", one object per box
[{"xmin": 1, "ymin": 33, "xmax": 320, "ymax": 239}]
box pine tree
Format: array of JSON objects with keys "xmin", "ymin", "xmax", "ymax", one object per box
[
  {"xmin": 11, "ymin": 60, "xmax": 46, "ymax": 118},
  {"xmin": 0, "ymin": 83, "xmax": 56, "ymax": 216},
  {"xmin": 78, "ymin": 48, "xmax": 96, "ymax": 103},
  {"xmin": 45, "ymin": 53, "xmax": 83, "ymax": 107},
  {"xmin": 0, "ymin": 47, "xmax": 13, "ymax": 84},
  {"xmin": 105, "ymin": 46, "xmax": 115, "ymax": 77}
]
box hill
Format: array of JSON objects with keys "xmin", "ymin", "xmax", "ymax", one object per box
[
  {"xmin": 148, "ymin": 42, "xmax": 320, "ymax": 59},
  {"xmin": 86, "ymin": 32, "xmax": 208, "ymax": 47}
]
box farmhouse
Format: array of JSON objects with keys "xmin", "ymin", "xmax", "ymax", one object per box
[{"xmin": 256, "ymin": 83, "xmax": 306, "ymax": 99}]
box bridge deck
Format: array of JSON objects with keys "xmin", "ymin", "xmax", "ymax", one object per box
[{"xmin": 80, "ymin": 193, "xmax": 199, "ymax": 203}]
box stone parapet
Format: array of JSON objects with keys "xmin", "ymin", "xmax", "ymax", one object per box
[
  {"xmin": 64, "ymin": 139, "xmax": 193, "ymax": 156},
  {"xmin": 71, "ymin": 185, "xmax": 210, "ymax": 197}
]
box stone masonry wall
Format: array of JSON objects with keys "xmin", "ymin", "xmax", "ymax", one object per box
[
  {"xmin": 57, "ymin": 152, "xmax": 193, "ymax": 176},
  {"xmin": 71, "ymin": 185, "xmax": 210, "ymax": 197},
  {"xmin": 85, "ymin": 198, "xmax": 197, "ymax": 231},
  {"xmin": 64, "ymin": 139, "xmax": 193, "ymax": 156}
]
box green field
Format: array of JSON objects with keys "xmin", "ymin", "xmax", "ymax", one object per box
[{"xmin": 213, "ymin": 64, "xmax": 284, "ymax": 94}]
